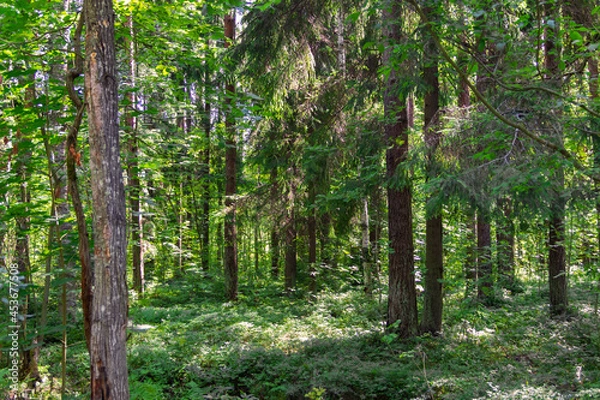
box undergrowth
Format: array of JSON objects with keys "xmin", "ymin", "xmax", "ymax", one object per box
[{"xmin": 8, "ymin": 275, "xmax": 600, "ymax": 399}]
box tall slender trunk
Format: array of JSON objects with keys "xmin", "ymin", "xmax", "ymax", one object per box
[
  {"xmin": 496, "ymin": 198, "xmax": 515, "ymax": 287},
  {"xmin": 270, "ymin": 166, "xmax": 280, "ymax": 278},
  {"xmin": 126, "ymin": 14, "xmax": 144, "ymax": 295},
  {"xmin": 308, "ymin": 183, "xmax": 317, "ymax": 293},
  {"xmin": 464, "ymin": 209, "xmax": 477, "ymax": 297},
  {"xmin": 66, "ymin": 12, "xmax": 92, "ymax": 351},
  {"xmin": 84, "ymin": 0, "xmax": 130, "ymax": 396},
  {"xmin": 285, "ymin": 166, "xmax": 298, "ymax": 291},
  {"xmin": 474, "ymin": 10, "xmax": 494, "ymax": 302},
  {"xmin": 420, "ymin": 0, "xmax": 443, "ymax": 335},
  {"xmin": 369, "ymin": 188, "xmax": 383, "ymax": 291},
  {"xmin": 476, "ymin": 213, "xmax": 493, "ymax": 300},
  {"xmin": 544, "ymin": 0, "xmax": 567, "ymax": 315},
  {"xmin": 224, "ymin": 12, "xmax": 238, "ymax": 301},
  {"xmin": 15, "ymin": 75, "xmax": 39, "ymax": 384},
  {"xmin": 201, "ymin": 44, "xmax": 211, "ymax": 272},
  {"xmin": 589, "ymin": 48, "xmax": 600, "ymax": 312},
  {"xmin": 457, "ymin": 44, "xmax": 476, "ymax": 298},
  {"xmin": 361, "ymin": 198, "xmax": 373, "ymax": 297},
  {"xmin": 384, "ymin": 0, "xmax": 418, "ymax": 338}
]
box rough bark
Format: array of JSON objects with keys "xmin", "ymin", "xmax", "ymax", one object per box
[
  {"xmin": 84, "ymin": 0, "xmax": 130, "ymax": 397},
  {"xmin": 224, "ymin": 12, "xmax": 238, "ymax": 301},
  {"xmin": 384, "ymin": 0, "xmax": 418, "ymax": 338}
]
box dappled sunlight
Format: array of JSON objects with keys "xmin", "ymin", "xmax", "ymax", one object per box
[{"xmin": 117, "ymin": 279, "xmax": 600, "ymax": 398}]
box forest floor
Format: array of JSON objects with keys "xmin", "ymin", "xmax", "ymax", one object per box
[{"xmin": 34, "ymin": 275, "xmax": 600, "ymax": 399}]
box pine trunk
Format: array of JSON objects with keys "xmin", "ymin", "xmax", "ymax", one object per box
[
  {"xmin": 420, "ymin": 1, "xmax": 443, "ymax": 334},
  {"xmin": 224, "ymin": 12, "xmax": 238, "ymax": 301},
  {"xmin": 384, "ymin": 0, "xmax": 418, "ymax": 338}
]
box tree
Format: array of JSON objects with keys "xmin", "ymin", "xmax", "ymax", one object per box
[
  {"xmin": 84, "ymin": 0, "xmax": 130, "ymax": 396},
  {"xmin": 420, "ymin": 0, "xmax": 444, "ymax": 335},
  {"xmin": 384, "ymin": 0, "xmax": 419, "ymax": 338},
  {"xmin": 224, "ymin": 11, "xmax": 238, "ymax": 301},
  {"xmin": 125, "ymin": 12, "xmax": 144, "ymax": 296},
  {"xmin": 544, "ymin": 0, "xmax": 568, "ymax": 316}
]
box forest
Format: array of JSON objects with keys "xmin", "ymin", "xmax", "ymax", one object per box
[{"xmin": 1, "ymin": 0, "xmax": 600, "ymax": 398}]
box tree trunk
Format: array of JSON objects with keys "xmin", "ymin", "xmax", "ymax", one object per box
[
  {"xmin": 361, "ymin": 198, "xmax": 373, "ymax": 297},
  {"xmin": 84, "ymin": 0, "xmax": 130, "ymax": 397},
  {"xmin": 285, "ymin": 169, "xmax": 297, "ymax": 291},
  {"xmin": 15, "ymin": 79, "xmax": 40, "ymax": 385},
  {"xmin": 464, "ymin": 210, "xmax": 477, "ymax": 297},
  {"xmin": 589, "ymin": 43, "xmax": 600, "ymax": 313},
  {"xmin": 496, "ymin": 198, "xmax": 515, "ymax": 287},
  {"xmin": 384, "ymin": 0, "xmax": 418, "ymax": 338},
  {"xmin": 224, "ymin": 12, "xmax": 238, "ymax": 301},
  {"xmin": 544, "ymin": 0, "xmax": 568, "ymax": 315},
  {"xmin": 126, "ymin": 14, "xmax": 144, "ymax": 295},
  {"xmin": 477, "ymin": 213, "xmax": 493, "ymax": 300},
  {"xmin": 308, "ymin": 184, "xmax": 317, "ymax": 293},
  {"xmin": 201, "ymin": 45, "xmax": 211, "ymax": 272},
  {"xmin": 270, "ymin": 167, "xmax": 280, "ymax": 278},
  {"xmin": 66, "ymin": 12, "xmax": 93, "ymax": 349},
  {"xmin": 420, "ymin": 1, "xmax": 443, "ymax": 335}
]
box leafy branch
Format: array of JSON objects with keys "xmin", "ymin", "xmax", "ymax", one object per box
[{"xmin": 406, "ymin": 0, "xmax": 600, "ymax": 184}]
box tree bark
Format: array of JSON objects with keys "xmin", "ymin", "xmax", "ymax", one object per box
[
  {"xmin": 125, "ymin": 14, "xmax": 144, "ymax": 295},
  {"xmin": 66, "ymin": 12, "xmax": 93, "ymax": 350},
  {"xmin": 201, "ymin": 43, "xmax": 211, "ymax": 272},
  {"xmin": 15, "ymin": 82, "xmax": 40, "ymax": 384},
  {"xmin": 285, "ymin": 168, "xmax": 297, "ymax": 291},
  {"xmin": 420, "ymin": 0, "xmax": 443, "ymax": 335},
  {"xmin": 84, "ymin": 0, "xmax": 130, "ymax": 397},
  {"xmin": 544, "ymin": 0, "xmax": 568, "ymax": 315},
  {"xmin": 224, "ymin": 12, "xmax": 238, "ymax": 301},
  {"xmin": 384, "ymin": 0, "xmax": 418, "ymax": 338},
  {"xmin": 473, "ymin": 8, "xmax": 494, "ymax": 303}
]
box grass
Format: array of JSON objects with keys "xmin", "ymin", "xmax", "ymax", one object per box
[{"xmin": 7, "ymin": 274, "xmax": 600, "ymax": 399}]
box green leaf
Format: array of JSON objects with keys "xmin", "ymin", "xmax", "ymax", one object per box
[{"xmin": 569, "ymin": 30, "xmax": 583, "ymax": 45}]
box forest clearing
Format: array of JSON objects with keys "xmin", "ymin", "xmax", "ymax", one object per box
[{"xmin": 1, "ymin": 0, "xmax": 600, "ymax": 398}]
